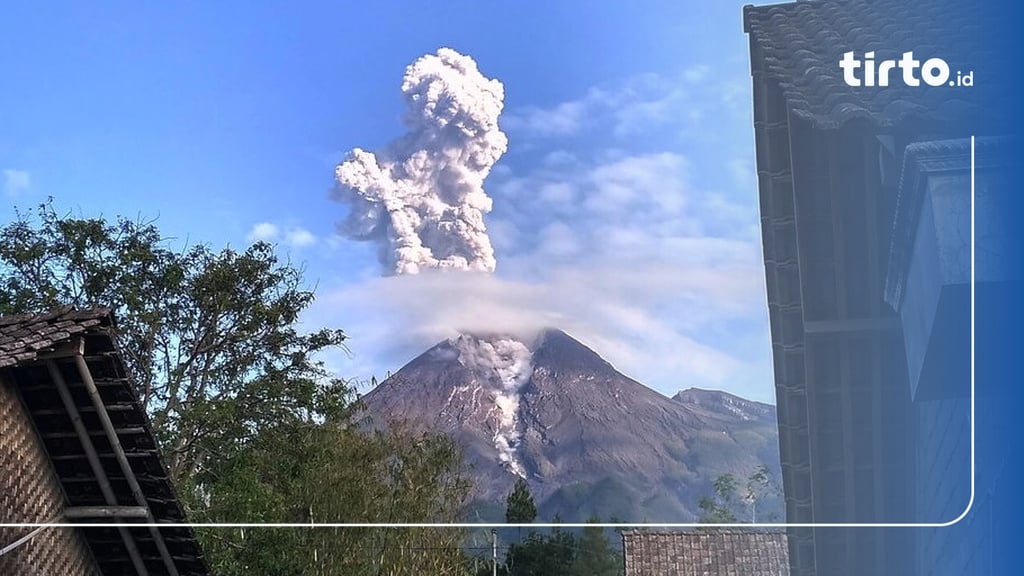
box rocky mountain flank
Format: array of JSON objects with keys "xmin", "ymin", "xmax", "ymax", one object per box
[{"xmin": 360, "ymin": 328, "xmax": 780, "ymax": 522}]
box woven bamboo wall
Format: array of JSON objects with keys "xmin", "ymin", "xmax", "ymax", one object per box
[{"xmin": 0, "ymin": 375, "xmax": 98, "ymax": 576}]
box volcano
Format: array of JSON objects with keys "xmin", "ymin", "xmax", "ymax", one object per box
[{"xmin": 360, "ymin": 328, "xmax": 780, "ymax": 522}]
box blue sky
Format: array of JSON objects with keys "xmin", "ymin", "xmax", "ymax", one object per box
[{"xmin": 1, "ymin": 1, "xmax": 774, "ymax": 402}]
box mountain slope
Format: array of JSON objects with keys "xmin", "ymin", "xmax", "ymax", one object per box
[
  {"xmin": 672, "ymin": 387, "xmax": 777, "ymax": 424},
  {"xmin": 360, "ymin": 329, "xmax": 780, "ymax": 522}
]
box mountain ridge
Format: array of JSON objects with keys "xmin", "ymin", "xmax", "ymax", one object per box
[{"xmin": 360, "ymin": 328, "xmax": 781, "ymax": 522}]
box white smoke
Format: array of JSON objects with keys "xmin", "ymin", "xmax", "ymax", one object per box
[
  {"xmin": 453, "ymin": 335, "xmax": 533, "ymax": 477},
  {"xmin": 332, "ymin": 48, "xmax": 508, "ymax": 275}
]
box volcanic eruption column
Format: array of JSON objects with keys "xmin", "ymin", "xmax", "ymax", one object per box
[
  {"xmin": 333, "ymin": 47, "xmax": 508, "ymax": 275},
  {"xmin": 333, "ymin": 48, "xmax": 532, "ymax": 476}
]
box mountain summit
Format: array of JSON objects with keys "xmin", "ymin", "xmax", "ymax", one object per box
[
  {"xmin": 360, "ymin": 329, "xmax": 780, "ymax": 522},
  {"xmin": 673, "ymin": 387, "xmax": 777, "ymax": 423}
]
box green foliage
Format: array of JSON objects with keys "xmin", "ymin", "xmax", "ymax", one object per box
[
  {"xmin": 199, "ymin": 425, "xmax": 473, "ymax": 575},
  {"xmin": 0, "ymin": 200, "xmax": 476, "ymax": 575},
  {"xmin": 570, "ymin": 518, "xmax": 621, "ymax": 576},
  {"xmin": 743, "ymin": 464, "xmax": 777, "ymax": 523},
  {"xmin": 0, "ymin": 200, "xmax": 350, "ymax": 491},
  {"xmin": 503, "ymin": 527, "xmax": 576, "ymax": 576},
  {"xmin": 697, "ymin": 472, "xmax": 740, "ymax": 524},
  {"xmin": 505, "ymin": 477, "xmax": 537, "ymax": 524},
  {"xmin": 481, "ymin": 515, "xmax": 620, "ymax": 576},
  {"xmin": 697, "ymin": 496, "xmax": 738, "ymax": 524},
  {"xmin": 698, "ymin": 465, "xmax": 781, "ymax": 524}
]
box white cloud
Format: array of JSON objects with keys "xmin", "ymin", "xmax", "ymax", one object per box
[
  {"xmin": 308, "ymin": 264, "xmax": 769, "ymax": 399},
  {"xmin": 541, "ymin": 150, "xmax": 580, "ymax": 167},
  {"xmin": 3, "ymin": 169, "xmax": 31, "ymax": 197},
  {"xmin": 310, "ymin": 66, "xmax": 772, "ymax": 401},
  {"xmin": 380, "ymin": 144, "xmax": 768, "ymax": 400},
  {"xmin": 247, "ymin": 222, "xmax": 317, "ymax": 249},
  {"xmin": 684, "ymin": 65, "xmax": 711, "ymax": 84},
  {"xmin": 247, "ymin": 222, "xmax": 279, "ymax": 242},
  {"xmin": 538, "ymin": 182, "xmax": 576, "ymax": 205},
  {"xmin": 728, "ymin": 157, "xmax": 756, "ymax": 192},
  {"xmin": 501, "ymin": 100, "xmax": 586, "ymax": 138},
  {"xmin": 490, "ymin": 150, "xmax": 757, "ymax": 274},
  {"xmin": 285, "ymin": 227, "xmax": 317, "ymax": 248},
  {"xmin": 486, "ymin": 218, "xmax": 520, "ymax": 251},
  {"xmin": 500, "ymin": 67, "xmax": 751, "ymax": 142},
  {"xmin": 537, "ymin": 222, "xmax": 580, "ymax": 257},
  {"xmin": 587, "ymin": 153, "xmax": 688, "ymax": 215}
]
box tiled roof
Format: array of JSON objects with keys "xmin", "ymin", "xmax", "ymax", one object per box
[
  {"xmin": 0, "ymin": 307, "xmax": 209, "ymax": 575},
  {"xmin": 622, "ymin": 530, "xmax": 789, "ymax": 576},
  {"xmin": 743, "ymin": 0, "xmax": 1004, "ymax": 130},
  {"xmin": 0, "ymin": 307, "xmax": 110, "ymax": 368}
]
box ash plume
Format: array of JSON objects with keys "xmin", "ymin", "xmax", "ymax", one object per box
[
  {"xmin": 453, "ymin": 335, "xmax": 533, "ymax": 477},
  {"xmin": 332, "ymin": 48, "xmax": 508, "ymax": 275}
]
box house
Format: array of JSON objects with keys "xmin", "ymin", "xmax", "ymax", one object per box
[
  {"xmin": 744, "ymin": 0, "xmax": 1014, "ymax": 574},
  {"xmin": 622, "ymin": 530, "xmax": 789, "ymax": 576},
  {"xmin": 0, "ymin": 308, "xmax": 209, "ymax": 575},
  {"xmin": 883, "ymin": 136, "xmax": 1016, "ymax": 575}
]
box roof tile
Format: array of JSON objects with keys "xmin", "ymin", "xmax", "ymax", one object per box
[
  {"xmin": 744, "ymin": 0, "xmax": 1006, "ymax": 130},
  {"xmin": 0, "ymin": 308, "xmax": 111, "ymax": 366},
  {"xmin": 1, "ymin": 306, "xmax": 209, "ymax": 574},
  {"xmin": 623, "ymin": 530, "xmax": 789, "ymax": 576}
]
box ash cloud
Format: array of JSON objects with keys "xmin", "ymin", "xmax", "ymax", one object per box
[
  {"xmin": 453, "ymin": 334, "xmax": 533, "ymax": 477},
  {"xmin": 311, "ymin": 263, "xmax": 771, "ymax": 401},
  {"xmin": 332, "ymin": 48, "xmax": 508, "ymax": 275}
]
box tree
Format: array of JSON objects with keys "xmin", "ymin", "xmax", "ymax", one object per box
[
  {"xmin": 504, "ymin": 527, "xmax": 576, "ymax": 576},
  {"xmin": 498, "ymin": 514, "xmax": 622, "ymax": 576},
  {"xmin": 201, "ymin": 425, "xmax": 473, "ymax": 576},
  {"xmin": 698, "ymin": 466, "xmax": 781, "ymax": 524},
  {"xmin": 0, "ymin": 200, "xmax": 350, "ymax": 493},
  {"xmin": 506, "ymin": 477, "xmax": 537, "ymax": 524},
  {"xmin": 0, "ymin": 201, "xmax": 475, "ymax": 574},
  {"xmin": 570, "ymin": 517, "xmax": 621, "ymax": 576},
  {"xmin": 698, "ymin": 473, "xmax": 739, "ymax": 524},
  {"xmin": 743, "ymin": 464, "xmax": 777, "ymax": 523},
  {"xmin": 504, "ymin": 475, "xmax": 536, "ymax": 547}
]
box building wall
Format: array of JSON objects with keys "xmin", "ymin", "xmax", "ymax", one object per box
[
  {"xmin": 913, "ymin": 396, "xmax": 994, "ymax": 576},
  {"xmin": 902, "ymin": 162, "xmax": 1015, "ymax": 576},
  {"xmin": 0, "ymin": 375, "xmax": 98, "ymax": 576},
  {"xmin": 756, "ymin": 117, "xmax": 917, "ymax": 575}
]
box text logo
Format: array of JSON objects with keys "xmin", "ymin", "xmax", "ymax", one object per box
[{"xmin": 839, "ymin": 51, "xmax": 973, "ymax": 87}]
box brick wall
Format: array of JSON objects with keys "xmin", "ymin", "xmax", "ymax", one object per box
[{"xmin": 0, "ymin": 375, "xmax": 98, "ymax": 576}]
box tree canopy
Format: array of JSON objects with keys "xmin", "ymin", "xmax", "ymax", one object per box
[
  {"xmin": 698, "ymin": 465, "xmax": 780, "ymax": 524},
  {"xmin": 0, "ymin": 200, "xmax": 474, "ymax": 574},
  {"xmin": 482, "ymin": 480, "xmax": 620, "ymax": 576},
  {"xmin": 505, "ymin": 477, "xmax": 537, "ymax": 524},
  {"xmin": 0, "ymin": 200, "xmax": 350, "ymax": 489}
]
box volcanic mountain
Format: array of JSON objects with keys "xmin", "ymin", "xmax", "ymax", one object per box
[{"xmin": 360, "ymin": 329, "xmax": 780, "ymax": 522}]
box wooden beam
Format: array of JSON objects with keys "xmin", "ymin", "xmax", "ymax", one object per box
[
  {"xmin": 35, "ymin": 337, "xmax": 85, "ymax": 360},
  {"xmin": 803, "ymin": 317, "xmax": 900, "ymax": 335},
  {"xmin": 64, "ymin": 506, "xmax": 149, "ymax": 519},
  {"xmin": 73, "ymin": 354, "xmax": 181, "ymax": 576},
  {"xmin": 41, "ymin": 427, "xmax": 147, "ymax": 440},
  {"xmin": 47, "ymin": 360, "xmax": 151, "ymax": 576}
]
